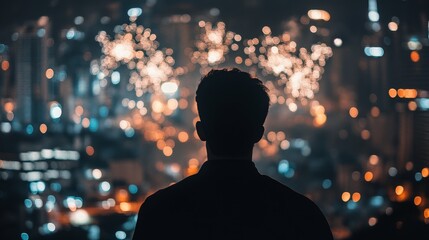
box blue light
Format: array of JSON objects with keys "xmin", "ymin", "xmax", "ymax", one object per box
[
  {"xmin": 24, "ymin": 199, "xmax": 33, "ymax": 208},
  {"xmin": 29, "ymin": 181, "xmax": 46, "ymax": 193},
  {"xmin": 50, "ymin": 102, "xmax": 62, "ymax": 119},
  {"xmin": 278, "ymin": 160, "xmax": 289, "ymax": 174},
  {"xmin": 0, "ymin": 44, "xmax": 7, "ymax": 53},
  {"xmin": 115, "ymin": 230, "xmax": 126, "ymax": 240},
  {"xmin": 127, "ymin": 8, "xmax": 142, "ymax": 17},
  {"xmin": 122, "ymin": 217, "xmax": 136, "ymax": 230},
  {"xmin": 40, "ymin": 223, "xmax": 56, "ymax": 235},
  {"xmin": 370, "ymin": 196, "xmax": 384, "ymax": 207},
  {"xmin": 47, "ymin": 195, "xmax": 56, "ymax": 203},
  {"xmin": 278, "ymin": 160, "xmax": 295, "ymax": 178},
  {"xmin": 417, "ymin": 98, "xmax": 429, "ymax": 111},
  {"xmin": 58, "ymin": 70, "xmax": 67, "ymax": 81},
  {"xmin": 322, "ymin": 179, "xmax": 332, "ymax": 189},
  {"xmin": 37, "ymin": 181, "xmax": 46, "ymax": 192},
  {"xmin": 29, "ymin": 182, "xmax": 38, "ymax": 193},
  {"xmin": 25, "ymin": 124, "xmax": 34, "ymax": 135},
  {"xmin": 285, "ymin": 168, "xmax": 295, "ymax": 178},
  {"xmin": 92, "ymin": 79, "xmax": 101, "ymax": 95},
  {"xmin": 1, "ymin": 122, "xmax": 11, "ymax": 133},
  {"xmin": 99, "ymin": 106, "xmax": 109, "ymax": 118},
  {"xmin": 292, "ymin": 139, "xmax": 306, "ymax": 148},
  {"xmin": 364, "ymin": 47, "xmax": 384, "ymax": 57},
  {"xmin": 415, "ymin": 172, "xmax": 423, "ymax": 181},
  {"xmin": 74, "ymin": 16, "xmax": 84, "ymax": 25},
  {"xmin": 125, "ymin": 128, "xmax": 135, "ymax": 138},
  {"xmin": 21, "ymin": 233, "xmax": 29, "ymax": 240},
  {"xmin": 89, "ymin": 118, "xmax": 99, "ymax": 132},
  {"xmin": 301, "ymin": 146, "xmax": 311, "ymax": 156},
  {"xmin": 66, "ymin": 29, "xmax": 76, "ymax": 40},
  {"xmin": 99, "ymin": 181, "xmax": 111, "ymax": 193},
  {"xmin": 50, "ymin": 182, "xmax": 62, "ymax": 192},
  {"xmin": 368, "ymin": 11, "xmax": 379, "ymax": 22},
  {"xmin": 47, "ymin": 223, "xmax": 56, "ymax": 232},
  {"xmin": 75, "ymin": 197, "xmax": 83, "ymax": 208},
  {"xmin": 128, "ymin": 184, "xmax": 138, "ymax": 194},
  {"xmin": 346, "ymin": 201, "xmax": 358, "ymax": 210},
  {"xmin": 37, "ymin": 28, "xmax": 46, "ymax": 37},
  {"xmin": 88, "ymin": 225, "xmax": 100, "ymax": 240},
  {"xmin": 111, "ymin": 71, "xmax": 120, "ymax": 84}
]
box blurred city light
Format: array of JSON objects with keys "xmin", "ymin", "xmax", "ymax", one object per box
[
  {"xmin": 368, "ymin": 0, "xmax": 380, "ymax": 22},
  {"xmin": 1, "ymin": 0, "xmax": 429, "ymax": 239},
  {"xmin": 127, "ymin": 8, "xmax": 142, "ymax": 18},
  {"xmin": 364, "ymin": 46, "xmax": 384, "ymax": 57},
  {"xmin": 70, "ymin": 209, "xmax": 91, "ymax": 226},
  {"xmin": 49, "ymin": 102, "xmax": 62, "ymax": 119},
  {"xmin": 307, "ymin": 9, "xmax": 331, "ymax": 21},
  {"xmin": 333, "ymin": 38, "xmax": 343, "ymax": 47}
]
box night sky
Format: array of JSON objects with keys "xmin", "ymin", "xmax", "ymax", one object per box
[{"xmin": 1, "ymin": 0, "xmax": 427, "ymax": 38}]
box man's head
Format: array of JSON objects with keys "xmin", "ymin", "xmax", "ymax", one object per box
[{"xmin": 195, "ymin": 68, "xmax": 270, "ymax": 157}]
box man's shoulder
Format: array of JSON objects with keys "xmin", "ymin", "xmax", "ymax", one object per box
[
  {"xmin": 144, "ymin": 174, "xmax": 200, "ymax": 204},
  {"xmin": 259, "ymin": 175, "xmax": 331, "ymax": 229},
  {"xmin": 258, "ymin": 174, "xmax": 299, "ymax": 195},
  {"xmin": 258, "ymin": 175, "xmax": 318, "ymax": 206}
]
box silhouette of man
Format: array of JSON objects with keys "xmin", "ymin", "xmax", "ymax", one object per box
[{"xmin": 132, "ymin": 68, "xmax": 334, "ymax": 240}]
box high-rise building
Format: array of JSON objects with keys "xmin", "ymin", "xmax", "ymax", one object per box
[
  {"xmin": 0, "ymin": 45, "xmax": 11, "ymax": 99},
  {"xmin": 0, "ymin": 44, "xmax": 13, "ymax": 124},
  {"xmin": 14, "ymin": 17, "xmax": 51, "ymax": 125}
]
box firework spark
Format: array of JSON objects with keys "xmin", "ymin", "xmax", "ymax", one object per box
[
  {"xmin": 192, "ymin": 21, "xmax": 241, "ymax": 72},
  {"xmin": 96, "ymin": 23, "xmax": 183, "ymax": 96},
  {"xmin": 243, "ymin": 26, "xmax": 333, "ymax": 103},
  {"xmin": 95, "ymin": 21, "xmax": 189, "ymax": 150}
]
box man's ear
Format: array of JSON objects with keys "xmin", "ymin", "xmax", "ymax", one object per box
[
  {"xmin": 196, "ymin": 121, "xmax": 207, "ymax": 141},
  {"xmin": 253, "ymin": 125, "xmax": 265, "ymax": 143}
]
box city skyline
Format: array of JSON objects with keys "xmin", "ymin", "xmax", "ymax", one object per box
[{"xmin": 1, "ymin": 0, "xmax": 429, "ymax": 239}]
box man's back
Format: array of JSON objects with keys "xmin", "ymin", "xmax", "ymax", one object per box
[
  {"xmin": 132, "ymin": 68, "xmax": 333, "ymax": 239},
  {"xmin": 132, "ymin": 160, "xmax": 333, "ymax": 240}
]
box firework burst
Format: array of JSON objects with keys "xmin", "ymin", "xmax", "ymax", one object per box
[
  {"xmin": 243, "ymin": 26, "xmax": 333, "ymax": 104},
  {"xmin": 191, "ymin": 21, "xmax": 241, "ymax": 73},
  {"xmin": 96, "ymin": 22, "xmax": 183, "ymax": 96}
]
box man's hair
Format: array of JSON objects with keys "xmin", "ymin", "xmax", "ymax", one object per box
[{"xmin": 195, "ymin": 68, "xmax": 270, "ymax": 154}]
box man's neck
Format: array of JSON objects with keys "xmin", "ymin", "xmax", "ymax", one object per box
[{"xmin": 206, "ymin": 145, "xmax": 253, "ymax": 161}]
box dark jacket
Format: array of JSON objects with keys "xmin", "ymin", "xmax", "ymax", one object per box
[{"xmin": 132, "ymin": 160, "xmax": 334, "ymax": 240}]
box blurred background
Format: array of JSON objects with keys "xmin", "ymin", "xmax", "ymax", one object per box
[{"xmin": 1, "ymin": 0, "xmax": 429, "ymax": 239}]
